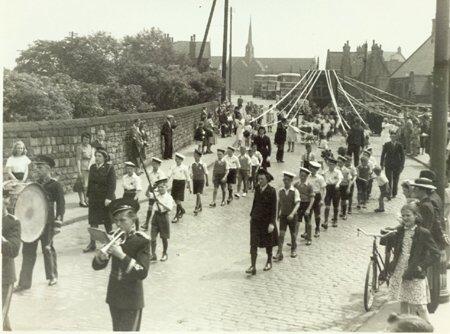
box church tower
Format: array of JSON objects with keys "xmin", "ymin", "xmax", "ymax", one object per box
[{"xmin": 245, "ymin": 19, "xmax": 254, "ymax": 63}]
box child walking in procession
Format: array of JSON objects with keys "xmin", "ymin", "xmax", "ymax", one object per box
[
  {"xmin": 363, "ymin": 148, "xmax": 376, "ymax": 200},
  {"xmin": 168, "ymin": 153, "xmax": 191, "ymax": 223},
  {"xmin": 274, "ymin": 172, "xmax": 300, "ymax": 261},
  {"xmin": 295, "ymin": 168, "xmax": 315, "ymax": 245},
  {"xmin": 248, "ymin": 145, "xmax": 262, "ymax": 191},
  {"xmin": 190, "ymin": 149, "xmax": 209, "ymax": 215},
  {"xmin": 210, "ymin": 149, "xmax": 229, "ymax": 207},
  {"xmin": 286, "ymin": 124, "xmax": 298, "ymax": 153},
  {"xmin": 344, "ymin": 155, "xmax": 357, "ymax": 215},
  {"xmin": 373, "ymin": 166, "xmax": 391, "ymax": 212},
  {"xmin": 381, "ymin": 202, "xmax": 440, "ymax": 322},
  {"xmin": 308, "ymin": 161, "xmax": 326, "ymax": 237},
  {"xmin": 236, "ymin": 146, "xmax": 251, "ymax": 197},
  {"xmin": 336, "ymin": 156, "xmax": 350, "ymax": 221},
  {"xmin": 142, "ymin": 157, "xmax": 166, "ymax": 231},
  {"xmin": 224, "ymin": 146, "xmax": 240, "ymax": 202},
  {"xmin": 300, "ymin": 142, "xmax": 315, "ymax": 170},
  {"xmin": 356, "ymin": 156, "xmax": 371, "ymax": 210},
  {"xmin": 322, "ymin": 157, "xmax": 343, "ymax": 229},
  {"xmin": 149, "ymin": 177, "xmax": 175, "ymax": 262},
  {"xmin": 122, "ymin": 161, "xmax": 142, "ymax": 229}
]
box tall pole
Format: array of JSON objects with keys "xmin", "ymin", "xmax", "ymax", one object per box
[
  {"xmin": 431, "ymin": 0, "xmax": 449, "ymax": 304},
  {"xmin": 197, "ymin": 0, "xmax": 217, "ymax": 68},
  {"xmin": 221, "ymin": 0, "xmax": 229, "ymax": 102},
  {"xmin": 228, "ymin": 7, "xmax": 233, "ymax": 102},
  {"xmin": 363, "ymin": 41, "xmax": 368, "ymax": 103}
]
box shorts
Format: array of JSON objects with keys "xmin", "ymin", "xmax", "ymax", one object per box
[
  {"xmin": 171, "ymin": 179, "xmax": 186, "ymax": 201},
  {"xmin": 237, "ymin": 169, "xmax": 249, "ymax": 181},
  {"xmin": 279, "ymin": 214, "xmax": 298, "ymax": 232},
  {"xmin": 151, "ymin": 211, "xmax": 170, "ymax": 239},
  {"xmin": 193, "ymin": 179, "xmax": 205, "ymax": 194},
  {"xmin": 227, "ymin": 169, "xmax": 237, "ymax": 184},
  {"xmin": 324, "ymin": 184, "xmax": 338, "ymax": 205},
  {"xmin": 339, "ymin": 184, "xmax": 350, "ymax": 201},
  {"xmin": 379, "ymin": 184, "xmax": 390, "ymax": 199},
  {"xmin": 213, "ymin": 173, "xmax": 226, "ymax": 187}
]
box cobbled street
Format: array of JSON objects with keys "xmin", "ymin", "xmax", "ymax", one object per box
[{"xmin": 9, "ymin": 121, "xmax": 425, "ymax": 331}]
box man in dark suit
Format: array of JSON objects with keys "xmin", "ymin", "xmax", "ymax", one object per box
[
  {"xmin": 274, "ymin": 118, "xmax": 287, "ymax": 163},
  {"xmin": 380, "ymin": 131, "xmax": 405, "ymax": 198},
  {"xmin": 346, "ymin": 118, "xmax": 365, "ymax": 166},
  {"xmin": 161, "ymin": 115, "xmax": 177, "ymax": 160},
  {"xmin": 2, "ymin": 187, "xmax": 21, "ymax": 331},
  {"xmin": 16, "ymin": 155, "xmax": 65, "ymax": 291},
  {"xmin": 92, "ymin": 198, "xmax": 150, "ymax": 331}
]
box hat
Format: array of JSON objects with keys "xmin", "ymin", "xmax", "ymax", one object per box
[
  {"xmin": 217, "ymin": 148, "xmax": 225, "ymax": 154},
  {"xmin": 227, "ymin": 146, "xmax": 236, "ymax": 151},
  {"xmin": 327, "ymin": 157, "xmax": 338, "ymax": 164},
  {"xmin": 309, "ymin": 161, "xmax": 321, "ymax": 169},
  {"xmin": 194, "ymin": 149, "xmax": 203, "ymax": 156},
  {"xmin": 257, "ymin": 169, "xmax": 274, "ymax": 182},
  {"xmin": 124, "ymin": 161, "xmax": 136, "ymax": 167},
  {"xmin": 337, "ymin": 155, "xmax": 348, "ymax": 162},
  {"xmin": 167, "ymin": 115, "xmax": 174, "ymax": 119},
  {"xmin": 81, "ymin": 132, "xmax": 91, "ymax": 139},
  {"xmin": 258, "ymin": 126, "xmax": 266, "ymax": 133},
  {"xmin": 299, "ymin": 167, "xmax": 311, "ymax": 175},
  {"xmin": 175, "ymin": 153, "xmax": 185, "ymax": 160},
  {"xmin": 283, "ymin": 171, "xmax": 296, "ymax": 179},
  {"xmin": 109, "ymin": 198, "xmax": 139, "ymax": 216},
  {"xmin": 152, "ymin": 157, "xmax": 162, "ymax": 164},
  {"xmin": 410, "ymin": 178, "xmax": 437, "ymax": 190},
  {"xmin": 366, "ymin": 147, "xmax": 373, "ymax": 152},
  {"xmin": 95, "ymin": 149, "xmax": 109, "ymax": 161},
  {"xmin": 419, "ymin": 170, "xmax": 436, "ymax": 182},
  {"xmin": 154, "ymin": 177, "xmax": 168, "ymax": 186},
  {"xmin": 33, "ymin": 155, "xmax": 55, "ymax": 168},
  {"xmin": 363, "ymin": 149, "xmax": 371, "ymax": 155}
]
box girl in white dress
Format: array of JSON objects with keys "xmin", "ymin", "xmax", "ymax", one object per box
[{"xmin": 5, "ymin": 141, "xmax": 31, "ymax": 182}]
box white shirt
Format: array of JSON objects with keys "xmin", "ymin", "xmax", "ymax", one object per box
[
  {"xmin": 249, "ymin": 152, "xmax": 262, "ymax": 167},
  {"xmin": 308, "ymin": 174, "xmax": 326, "ymax": 193},
  {"xmin": 122, "ymin": 173, "xmax": 142, "ymax": 191},
  {"xmin": 224, "ymin": 154, "xmax": 240, "ymax": 169},
  {"xmin": 169, "ymin": 163, "xmax": 190, "ymax": 181},
  {"xmin": 375, "ymin": 174, "xmax": 389, "ymax": 187},
  {"xmin": 5, "ymin": 155, "xmax": 31, "ymax": 173},
  {"xmin": 323, "ymin": 168, "xmax": 343, "ymax": 187},
  {"xmin": 152, "ymin": 192, "xmax": 175, "ymax": 213},
  {"xmin": 280, "ymin": 186, "xmax": 301, "ymax": 203}
]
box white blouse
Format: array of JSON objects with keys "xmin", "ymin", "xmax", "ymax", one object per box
[{"xmin": 5, "ymin": 155, "xmax": 31, "ymax": 173}]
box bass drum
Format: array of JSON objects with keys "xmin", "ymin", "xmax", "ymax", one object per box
[{"xmin": 8, "ymin": 182, "xmax": 49, "ymax": 243}]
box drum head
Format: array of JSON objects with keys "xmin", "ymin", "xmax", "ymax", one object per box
[{"xmin": 14, "ymin": 183, "xmax": 49, "ymax": 243}]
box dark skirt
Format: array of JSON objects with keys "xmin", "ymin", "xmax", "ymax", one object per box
[
  {"xmin": 250, "ymin": 219, "xmax": 278, "ymax": 248},
  {"xmin": 88, "ymin": 200, "xmax": 110, "ymax": 226},
  {"xmin": 171, "ymin": 179, "xmax": 186, "ymax": 201}
]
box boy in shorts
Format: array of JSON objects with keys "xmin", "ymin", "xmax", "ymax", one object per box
[
  {"xmin": 295, "ymin": 167, "xmax": 315, "ymax": 245},
  {"xmin": 248, "ymin": 144, "xmax": 262, "ymax": 190},
  {"xmin": 210, "ymin": 149, "xmax": 229, "ymax": 207},
  {"xmin": 189, "ymin": 149, "xmax": 209, "ymax": 215},
  {"xmin": 373, "ymin": 166, "xmax": 391, "ymax": 212},
  {"xmin": 149, "ymin": 177, "xmax": 174, "ymax": 262},
  {"xmin": 236, "ymin": 146, "xmax": 251, "ymax": 197},
  {"xmin": 223, "ymin": 146, "xmax": 240, "ymax": 203}
]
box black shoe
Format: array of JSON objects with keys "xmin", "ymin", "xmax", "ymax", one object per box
[
  {"xmin": 273, "ymin": 253, "xmax": 284, "ymax": 262},
  {"xmin": 263, "ymin": 262, "xmax": 272, "ymax": 271},
  {"xmin": 342, "ymin": 215, "xmax": 347, "ymax": 220},
  {"xmin": 13, "ymin": 285, "xmax": 29, "ymax": 293},
  {"xmin": 332, "ymin": 220, "xmax": 338, "ymax": 227},
  {"xmin": 348, "ymin": 210, "xmax": 352, "ymax": 215},
  {"xmin": 321, "ymin": 222, "xmax": 328, "ymax": 230},
  {"xmin": 300, "ymin": 233, "xmax": 307, "ymax": 239},
  {"xmin": 306, "ymin": 240, "xmax": 312, "ymax": 246},
  {"xmin": 172, "ymin": 216, "xmax": 178, "ymax": 223},
  {"xmin": 150, "ymin": 255, "xmax": 157, "ymax": 262},
  {"xmin": 290, "ymin": 251, "xmax": 297, "ymax": 258},
  {"xmin": 198, "ymin": 206, "xmax": 202, "ymax": 212},
  {"xmin": 48, "ymin": 278, "xmax": 58, "ymax": 286},
  {"xmin": 160, "ymin": 253, "xmax": 168, "ymax": 262},
  {"xmin": 374, "ymin": 208, "xmax": 385, "ymax": 213},
  {"xmin": 220, "ymin": 201, "xmax": 226, "ymax": 206},
  {"xmin": 245, "ymin": 266, "xmax": 257, "ymax": 275},
  {"xmin": 140, "ymin": 224, "xmax": 149, "ymax": 231},
  {"xmin": 314, "ymin": 230, "xmax": 320, "ymax": 238},
  {"xmin": 356, "ymin": 205, "xmax": 361, "ymax": 210},
  {"xmin": 227, "ymin": 198, "xmax": 232, "ymax": 204},
  {"xmin": 83, "ymin": 242, "xmax": 96, "ymax": 253},
  {"xmin": 209, "ymin": 202, "xmax": 216, "ymax": 208}
]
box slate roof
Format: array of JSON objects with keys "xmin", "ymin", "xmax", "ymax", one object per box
[
  {"xmin": 210, "ymin": 56, "xmax": 316, "ymax": 73},
  {"xmin": 173, "ymin": 41, "xmax": 211, "ymax": 59}
]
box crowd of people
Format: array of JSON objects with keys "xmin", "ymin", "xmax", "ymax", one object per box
[{"xmin": 2, "ymin": 96, "xmax": 450, "ymax": 332}]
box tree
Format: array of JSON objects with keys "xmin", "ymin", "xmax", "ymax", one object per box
[{"xmin": 3, "ymin": 70, "xmax": 73, "ymax": 122}]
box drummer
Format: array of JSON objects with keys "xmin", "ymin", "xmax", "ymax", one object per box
[{"xmin": 15, "ymin": 155, "xmax": 65, "ymax": 292}]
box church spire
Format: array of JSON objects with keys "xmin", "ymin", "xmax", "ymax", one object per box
[{"xmin": 245, "ymin": 18, "xmax": 254, "ymax": 63}]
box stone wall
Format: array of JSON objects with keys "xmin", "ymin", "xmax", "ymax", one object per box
[{"xmin": 3, "ymin": 102, "xmax": 217, "ymax": 192}]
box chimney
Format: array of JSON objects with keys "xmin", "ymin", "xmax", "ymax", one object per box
[
  {"xmin": 397, "ymin": 46, "xmax": 402, "ymax": 54},
  {"xmin": 189, "ymin": 34, "xmax": 196, "ymax": 60}
]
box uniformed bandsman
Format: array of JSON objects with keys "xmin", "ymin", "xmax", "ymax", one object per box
[
  {"xmin": 15, "ymin": 155, "xmax": 64, "ymax": 291},
  {"xmin": 92, "ymin": 198, "xmax": 150, "ymax": 331},
  {"xmin": 2, "ymin": 185, "xmax": 21, "ymax": 331},
  {"xmin": 142, "ymin": 157, "xmax": 166, "ymax": 231}
]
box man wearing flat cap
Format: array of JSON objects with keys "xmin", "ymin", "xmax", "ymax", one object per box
[
  {"xmin": 92, "ymin": 198, "xmax": 150, "ymax": 331},
  {"xmin": 15, "ymin": 155, "xmax": 65, "ymax": 292},
  {"xmin": 161, "ymin": 115, "xmax": 177, "ymax": 160}
]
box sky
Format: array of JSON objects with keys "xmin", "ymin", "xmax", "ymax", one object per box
[{"xmin": 0, "ymin": 0, "xmax": 437, "ymax": 70}]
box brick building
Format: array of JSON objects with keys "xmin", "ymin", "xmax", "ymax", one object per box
[
  {"xmin": 173, "ymin": 35, "xmax": 211, "ymax": 69},
  {"xmin": 210, "ymin": 20, "xmax": 317, "ymax": 95},
  {"xmin": 326, "ymin": 40, "xmax": 405, "ymax": 91}
]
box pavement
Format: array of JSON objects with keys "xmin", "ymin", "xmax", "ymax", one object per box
[{"xmin": 8, "ymin": 96, "xmax": 447, "ymax": 331}]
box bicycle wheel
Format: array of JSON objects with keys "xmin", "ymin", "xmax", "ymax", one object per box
[{"xmin": 364, "ymin": 259, "xmax": 378, "ymax": 311}]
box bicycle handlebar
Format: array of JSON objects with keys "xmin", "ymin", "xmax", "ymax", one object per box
[{"xmin": 357, "ymin": 228, "xmax": 382, "ymax": 238}]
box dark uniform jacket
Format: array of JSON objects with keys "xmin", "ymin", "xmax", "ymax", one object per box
[
  {"xmin": 253, "ymin": 135, "xmax": 271, "ymax": 157},
  {"xmin": 381, "ymin": 226, "xmax": 440, "ymax": 280},
  {"xmin": 380, "ymin": 141, "xmax": 405, "ymax": 170},
  {"xmin": 92, "ymin": 231, "xmax": 150, "ymax": 310},
  {"xmin": 418, "ymin": 197, "xmax": 447, "ymax": 249},
  {"xmin": 41, "ymin": 178, "xmax": 65, "ymax": 226},
  {"xmin": 274, "ymin": 124, "xmax": 287, "ymax": 145},
  {"xmin": 346, "ymin": 126, "xmax": 365, "ymax": 147},
  {"xmin": 2, "ymin": 214, "xmax": 21, "ymax": 285},
  {"xmin": 87, "ymin": 163, "xmax": 116, "ymax": 203},
  {"xmin": 250, "ymin": 184, "xmax": 278, "ymax": 247}
]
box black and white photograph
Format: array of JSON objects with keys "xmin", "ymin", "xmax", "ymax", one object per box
[{"xmin": 2, "ymin": 0, "xmax": 450, "ymax": 332}]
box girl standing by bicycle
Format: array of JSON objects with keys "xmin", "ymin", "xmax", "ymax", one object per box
[{"xmin": 381, "ymin": 202, "xmax": 440, "ymax": 323}]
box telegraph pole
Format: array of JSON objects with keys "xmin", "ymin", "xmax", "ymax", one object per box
[
  {"xmin": 221, "ymin": 0, "xmax": 229, "ymax": 102},
  {"xmin": 431, "ymin": 0, "xmax": 449, "ymax": 304},
  {"xmin": 228, "ymin": 6, "xmax": 233, "ymax": 102},
  {"xmin": 197, "ymin": 0, "xmax": 217, "ymax": 68}
]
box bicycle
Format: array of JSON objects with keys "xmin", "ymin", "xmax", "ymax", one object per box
[{"xmin": 357, "ymin": 227, "xmax": 395, "ymax": 311}]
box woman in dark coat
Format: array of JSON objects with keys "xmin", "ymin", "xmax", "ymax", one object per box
[
  {"xmin": 84, "ymin": 149, "xmax": 116, "ymax": 252},
  {"xmin": 253, "ymin": 127, "xmax": 271, "ymax": 170},
  {"xmin": 247, "ymin": 169, "xmax": 278, "ymax": 275}
]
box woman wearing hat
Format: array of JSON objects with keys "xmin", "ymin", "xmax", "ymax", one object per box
[
  {"xmin": 84, "ymin": 149, "xmax": 117, "ymax": 252},
  {"xmin": 253, "ymin": 127, "xmax": 271, "ymax": 170},
  {"xmin": 247, "ymin": 169, "xmax": 278, "ymax": 275},
  {"xmin": 74, "ymin": 132, "xmax": 94, "ymax": 207}
]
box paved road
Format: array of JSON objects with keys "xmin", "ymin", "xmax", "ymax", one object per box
[{"xmin": 9, "ymin": 122, "xmax": 425, "ymax": 331}]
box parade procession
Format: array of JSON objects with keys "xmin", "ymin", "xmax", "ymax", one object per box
[{"xmin": 2, "ymin": 0, "xmax": 450, "ymax": 332}]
